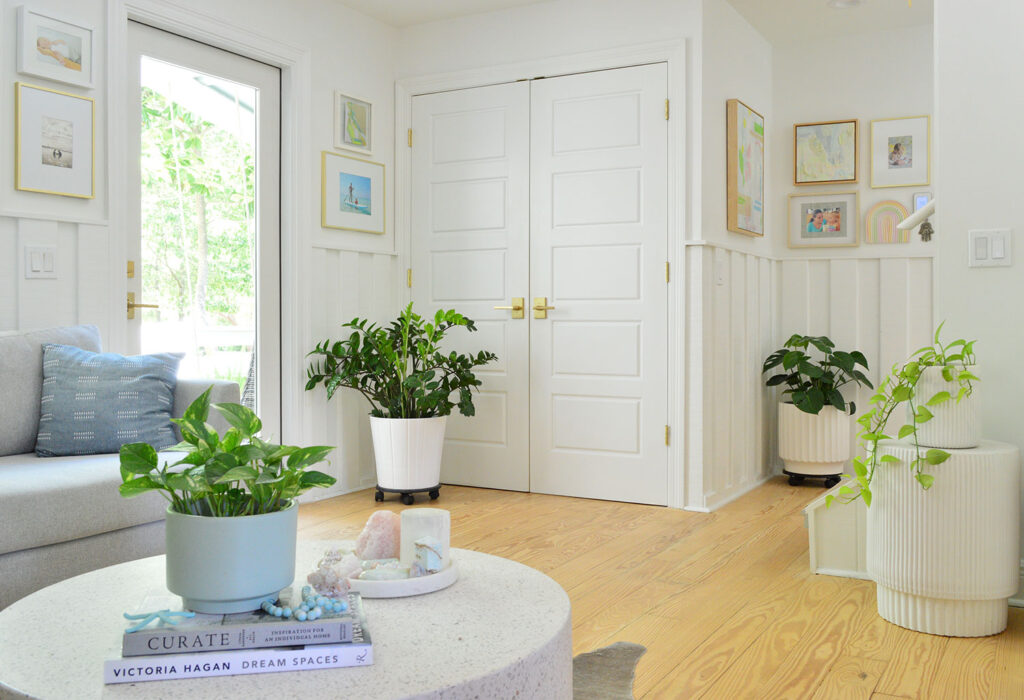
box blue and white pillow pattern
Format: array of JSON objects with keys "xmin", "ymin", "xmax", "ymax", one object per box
[{"xmin": 35, "ymin": 344, "xmax": 183, "ymax": 457}]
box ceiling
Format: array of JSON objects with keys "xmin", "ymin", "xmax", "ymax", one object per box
[
  {"xmin": 726, "ymin": 0, "xmax": 933, "ymax": 45},
  {"xmin": 338, "ymin": 0, "xmax": 551, "ymax": 27}
]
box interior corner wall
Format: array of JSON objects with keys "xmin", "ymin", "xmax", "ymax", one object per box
[{"xmin": 934, "ymin": 0, "xmax": 1024, "ymax": 558}]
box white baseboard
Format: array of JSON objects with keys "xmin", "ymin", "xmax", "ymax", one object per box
[
  {"xmin": 690, "ymin": 473, "xmax": 775, "ymax": 512},
  {"xmin": 815, "ymin": 568, "xmax": 873, "ymax": 582}
]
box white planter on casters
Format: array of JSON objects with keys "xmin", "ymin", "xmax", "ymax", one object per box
[
  {"xmin": 778, "ymin": 402, "xmax": 851, "ymax": 487},
  {"xmin": 370, "ymin": 416, "xmax": 447, "ymax": 505},
  {"xmin": 912, "ymin": 365, "xmax": 980, "ymax": 449}
]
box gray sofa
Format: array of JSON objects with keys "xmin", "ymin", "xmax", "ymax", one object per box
[{"xmin": 0, "ymin": 325, "xmax": 239, "ymax": 609}]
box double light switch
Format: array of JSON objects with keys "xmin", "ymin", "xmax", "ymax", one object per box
[{"xmin": 968, "ymin": 229, "xmax": 1012, "ymax": 268}]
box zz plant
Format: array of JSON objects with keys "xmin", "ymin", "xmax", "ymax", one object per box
[
  {"xmin": 829, "ymin": 323, "xmax": 979, "ymax": 508},
  {"xmin": 762, "ymin": 334, "xmax": 873, "ymax": 415},
  {"xmin": 305, "ymin": 303, "xmax": 497, "ymax": 419},
  {"xmin": 119, "ymin": 386, "xmax": 336, "ymax": 516}
]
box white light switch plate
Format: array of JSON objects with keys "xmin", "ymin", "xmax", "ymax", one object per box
[
  {"xmin": 968, "ymin": 229, "xmax": 1012, "ymax": 267},
  {"xmin": 24, "ymin": 245, "xmax": 58, "ymax": 279}
]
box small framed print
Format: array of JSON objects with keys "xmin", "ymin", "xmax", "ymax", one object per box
[
  {"xmin": 788, "ymin": 191, "xmax": 859, "ymax": 248},
  {"xmin": 794, "ymin": 119, "xmax": 858, "ymax": 185},
  {"xmin": 334, "ymin": 92, "xmax": 372, "ymax": 155},
  {"xmin": 321, "ymin": 151, "xmax": 385, "ymax": 234},
  {"xmin": 16, "ymin": 82, "xmax": 94, "ymax": 199},
  {"xmin": 871, "ymin": 116, "xmax": 930, "ymax": 188},
  {"xmin": 17, "ymin": 7, "xmax": 94, "ymax": 89},
  {"xmin": 913, "ymin": 191, "xmax": 932, "ymax": 212}
]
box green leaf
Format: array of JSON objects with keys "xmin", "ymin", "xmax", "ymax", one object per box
[
  {"xmin": 782, "ymin": 351, "xmax": 804, "ymax": 370},
  {"xmin": 183, "ymin": 386, "xmax": 213, "ymax": 423},
  {"xmin": 898, "ymin": 424, "xmax": 916, "ymax": 440},
  {"xmin": 916, "ymin": 472, "xmax": 935, "ymax": 489},
  {"xmin": 825, "ymin": 494, "xmax": 835, "ymax": 508},
  {"xmin": 214, "ymin": 402, "xmax": 263, "ymax": 438},
  {"xmin": 879, "ymin": 454, "xmax": 902, "ymax": 464},
  {"xmin": 925, "ymin": 391, "xmax": 951, "ymax": 407},
  {"xmin": 215, "ymin": 466, "xmax": 259, "ymax": 484},
  {"xmin": 891, "ymin": 385, "xmax": 912, "ymax": 403},
  {"xmin": 915, "ymin": 406, "xmax": 934, "ymax": 423},
  {"xmin": 925, "ymin": 449, "xmax": 951, "ymax": 465},
  {"xmin": 120, "ymin": 443, "xmax": 159, "ymax": 475},
  {"xmin": 299, "ymin": 470, "xmax": 337, "ymax": 488},
  {"xmin": 119, "ymin": 476, "xmax": 162, "ymax": 498},
  {"xmin": 862, "ymin": 489, "xmax": 872, "ymax": 507}
]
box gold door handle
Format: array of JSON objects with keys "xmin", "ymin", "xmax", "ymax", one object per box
[
  {"xmin": 533, "ymin": 297, "xmax": 555, "ymax": 319},
  {"xmin": 126, "ymin": 292, "xmax": 160, "ymax": 320},
  {"xmin": 493, "ymin": 297, "xmax": 524, "ymax": 319}
]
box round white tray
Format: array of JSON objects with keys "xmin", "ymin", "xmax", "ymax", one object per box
[{"xmin": 347, "ymin": 561, "xmax": 459, "ymax": 598}]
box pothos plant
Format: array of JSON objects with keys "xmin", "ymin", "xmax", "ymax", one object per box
[
  {"xmin": 118, "ymin": 386, "xmax": 336, "ymax": 516},
  {"xmin": 305, "ymin": 303, "xmax": 497, "ymax": 419},
  {"xmin": 762, "ymin": 334, "xmax": 873, "ymax": 415},
  {"xmin": 828, "ymin": 323, "xmax": 979, "ymax": 508}
]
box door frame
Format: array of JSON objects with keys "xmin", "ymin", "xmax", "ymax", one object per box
[
  {"xmin": 395, "ymin": 40, "xmax": 691, "ymax": 509},
  {"xmin": 107, "ymin": 0, "xmax": 312, "ymax": 445}
]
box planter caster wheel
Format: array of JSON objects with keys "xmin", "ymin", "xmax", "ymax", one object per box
[
  {"xmin": 429, "ymin": 489, "xmax": 440, "ymax": 500},
  {"xmin": 374, "ymin": 490, "xmax": 384, "ymax": 502},
  {"xmin": 788, "ymin": 475, "xmax": 805, "ymax": 486},
  {"xmin": 401, "ymin": 493, "xmax": 415, "ymax": 506},
  {"xmin": 824, "ymin": 476, "xmax": 841, "ymax": 488}
]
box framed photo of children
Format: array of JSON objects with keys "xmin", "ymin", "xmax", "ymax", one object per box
[
  {"xmin": 870, "ymin": 116, "xmax": 930, "ymax": 188},
  {"xmin": 16, "ymin": 83, "xmax": 94, "ymax": 199},
  {"xmin": 321, "ymin": 151, "xmax": 385, "ymax": 234},
  {"xmin": 16, "ymin": 7, "xmax": 94, "ymax": 89},
  {"xmin": 334, "ymin": 92, "xmax": 372, "ymax": 155},
  {"xmin": 794, "ymin": 119, "xmax": 857, "ymax": 185},
  {"xmin": 788, "ymin": 191, "xmax": 859, "ymax": 248}
]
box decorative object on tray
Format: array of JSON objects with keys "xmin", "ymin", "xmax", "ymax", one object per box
[
  {"xmin": 306, "ymin": 304, "xmax": 497, "ymax": 504},
  {"xmin": 321, "ymin": 150, "xmax": 385, "ymax": 234},
  {"xmin": 16, "ymin": 7, "xmax": 94, "ymax": 88},
  {"xmin": 793, "ymin": 118, "xmax": 857, "ymax": 185},
  {"xmin": 334, "ymin": 91, "xmax": 372, "ymax": 155},
  {"xmin": 117, "ymin": 386, "xmax": 336, "ymax": 613},
  {"xmin": 787, "ymin": 190, "xmax": 859, "ymax": 248},
  {"xmin": 726, "ymin": 98, "xmax": 765, "ymax": 237},
  {"xmin": 864, "ymin": 200, "xmax": 910, "ymax": 244},
  {"xmin": 763, "ymin": 334, "xmax": 873, "ymax": 488},
  {"xmin": 870, "ymin": 115, "xmax": 930, "ymax": 188},
  {"xmin": 15, "ymin": 82, "xmax": 94, "ymax": 199}
]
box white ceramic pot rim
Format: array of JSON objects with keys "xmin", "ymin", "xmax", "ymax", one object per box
[{"xmin": 165, "ymin": 499, "xmax": 296, "ymax": 520}]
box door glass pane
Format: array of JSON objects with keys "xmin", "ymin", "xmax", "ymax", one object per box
[{"xmin": 138, "ymin": 56, "xmax": 257, "ymax": 409}]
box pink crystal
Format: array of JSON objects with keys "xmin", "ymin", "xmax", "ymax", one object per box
[{"xmin": 354, "ymin": 511, "xmax": 401, "ymax": 560}]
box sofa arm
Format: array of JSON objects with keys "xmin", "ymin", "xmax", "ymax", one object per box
[{"xmin": 173, "ymin": 379, "xmax": 242, "ymax": 438}]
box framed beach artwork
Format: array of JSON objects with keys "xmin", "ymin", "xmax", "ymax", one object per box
[
  {"xmin": 321, "ymin": 151, "xmax": 385, "ymax": 234},
  {"xmin": 794, "ymin": 119, "xmax": 857, "ymax": 185},
  {"xmin": 16, "ymin": 83, "xmax": 94, "ymax": 199},
  {"xmin": 334, "ymin": 92, "xmax": 372, "ymax": 155},
  {"xmin": 16, "ymin": 7, "xmax": 94, "ymax": 89},
  {"xmin": 727, "ymin": 99, "xmax": 765, "ymax": 237},
  {"xmin": 788, "ymin": 191, "xmax": 859, "ymax": 248},
  {"xmin": 871, "ymin": 116, "xmax": 930, "ymax": 188}
]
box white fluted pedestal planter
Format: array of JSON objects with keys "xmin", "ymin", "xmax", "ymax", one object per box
[
  {"xmin": 866, "ymin": 439, "xmax": 1020, "ymax": 636},
  {"xmin": 778, "ymin": 403, "xmax": 851, "ymax": 484}
]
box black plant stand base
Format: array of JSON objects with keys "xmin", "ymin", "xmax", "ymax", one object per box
[
  {"xmin": 375, "ymin": 483, "xmax": 442, "ymax": 506},
  {"xmin": 783, "ymin": 469, "xmax": 842, "ymax": 489}
]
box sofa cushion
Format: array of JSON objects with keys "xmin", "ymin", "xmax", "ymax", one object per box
[
  {"xmin": 0, "ymin": 325, "xmax": 102, "ymax": 457},
  {"xmin": 35, "ymin": 345, "xmax": 182, "ymax": 457},
  {"xmin": 0, "ymin": 451, "xmax": 181, "ymax": 555}
]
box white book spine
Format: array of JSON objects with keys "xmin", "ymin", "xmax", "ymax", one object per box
[{"xmin": 104, "ymin": 643, "xmax": 373, "ymax": 684}]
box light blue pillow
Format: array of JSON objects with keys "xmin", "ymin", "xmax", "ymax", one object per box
[{"xmin": 35, "ymin": 344, "xmax": 183, "ymax": 457}]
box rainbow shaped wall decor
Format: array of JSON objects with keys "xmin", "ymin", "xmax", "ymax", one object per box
[{"xmin": 865, "ymin": 200, "xmax": 910, "ymax": 244}]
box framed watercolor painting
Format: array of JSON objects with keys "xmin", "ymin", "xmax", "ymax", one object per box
[
  {"xmin": 788, "ymin": 191, "xmax": 859, "ymax": 248},
  {"xmin": 334, "ymin": 92, "xmax": 372, "ymax": 155},
  {"xmin": 16, "ymin": 83, "xmax": 94, "ymax": 199},
  {"xmin": 727, "ymin": 99, "xmax": 765, "ymax": 237},
  {"xmin": 17, "ymin": 7, "xmax": 94, "ymax": 89},
  {"xmin": 871, "ymin": 116, "xmax": 930, "ymax": 188},
  {"xmin": 794, "ymin": 119, "xmax": 857, "ymax": 185},
  {"xmin": 321, "ymin": 151, "xmax": 385, "ymax": 234}
]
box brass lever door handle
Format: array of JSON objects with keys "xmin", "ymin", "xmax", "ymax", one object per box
[
  {"xmin": 533, "ymin": 297, "xmax": 555, "ymax": 319},
  {"xmin": 493, "ymin": 297, "xmax": 524, "ymax": 319},
  {"xmin": 126, "ymin": 292, "xmax": 160, "ymax": 320}
]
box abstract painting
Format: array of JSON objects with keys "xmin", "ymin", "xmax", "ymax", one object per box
[
  {"xmin": 794, "ymin": 119, "xmax": 857, "ymax": 185},
  {"xmin": 334, "ymin": 92, "xmax": 372, "ymax": 155},
  {"xmin": 727, "ymin": 99, "xmax": 764, "ymax": 237}
]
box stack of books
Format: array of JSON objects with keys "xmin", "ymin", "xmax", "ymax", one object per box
[{"xmin": 104, "ymin": 590, "xmax": 373, "ymax": 684}]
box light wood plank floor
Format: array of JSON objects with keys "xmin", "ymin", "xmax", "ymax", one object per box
[{"xmin": 297, "ymin": 477, "xmax": 1024, "ymax": 699}]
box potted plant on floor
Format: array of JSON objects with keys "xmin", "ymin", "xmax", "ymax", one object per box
[
  {"xmin": 305, "ymin": 303, "xmax": 496, "ymax": 505},
  {"xmin": 119, "ymin": 387, "xmax": 336, "ymax": 613},
  {"xmin": 762, "ymin": 334, "xmax": 874, "ymax": 487}
]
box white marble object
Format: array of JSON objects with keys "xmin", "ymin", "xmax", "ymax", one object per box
[
  {"xmin": 777, "ymin": 403, "xmax": 851, "ymax": 476},
  {"xmin": 400, "ymin": 508, "xmax": 451, "ymax": 569},
  {"xmin": 413, "ymin": 536, "xmax": 444, "ymax": 576}
]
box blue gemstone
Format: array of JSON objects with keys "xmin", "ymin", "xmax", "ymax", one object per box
[{"xmin": 295, "ymin": 610, "xmax": 307, "ymax": 621}]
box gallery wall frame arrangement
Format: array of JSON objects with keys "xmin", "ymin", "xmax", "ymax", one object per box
[
  {"xmin": 787, "ymin": 191, "xmax": 859, "ymax": 248},
  {"xmin": 16, "ymin": 6, "xmax": 94, "ymax": 89},
  {"xmin": 794, "ymin": 118, "xmax": 858, "ymax": 186},
  {"xmin": 871, "ymin": 115, "xmax": 930, "ymax": 188},
  {"xmin": 15, "ymin": 82, "xmax": 95, "ymax": 199},
  {"xmin": 726, "ymin": 98, "xmax": 765, "ymax": 238},
  {"xmin": 334, "ymin": 91, "xmax": 373, "ymax": 155},
  {"xmin": 864, "ymin": 200, "xmax": 910, "ymax": 244},
  {"xmin": 321, "ymin": 151, "xmax": 386, "ymax": 234}
]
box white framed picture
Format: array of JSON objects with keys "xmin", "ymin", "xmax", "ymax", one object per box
[
  {"xmin": 871, "ymin": 115, "xmax": 930, "ymax": 188},
  {"xmin": 321, "ymin": 151, "xmax": 385, "ymax": 234},
  {"xmin": 16, "ymin": 7, "xmax": 94, "ymax": 89},
  {"xmin": 788, "ymin": 191, "xmax": 859, "ymax": 248},
  {"xmin": 16, "ymin": 82, "xmax": 95, "ymax": 199},
  {"xmin": 334, "ymin": 92, "xmax": 372, "ymax": 155}
]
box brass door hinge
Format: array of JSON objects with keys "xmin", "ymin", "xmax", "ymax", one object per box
[
  {"xmin": 406, "ymin": 268, "xmax": 412, "ymax": 288},
  {"xmin": 665, "ymin": 261, "xmax": 670, "ymax": 283},
  {"xmin": 407, "ymin": 129, "xmax": 413, "ymax": 147},
  {"xmin": 126, "ymin": 260, "xmax": 135, "ymax": 279},
  {"xmin": 665, "ymin": 99, "xmax": 670, "ymax": 120},
  {"xmin": 665, "ymin": 425, "xmax": 670, "ymax": 446}
]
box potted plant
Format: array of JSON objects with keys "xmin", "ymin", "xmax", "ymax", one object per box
[
  {"xmin": 305, "ymin": 303, "xmax": 496, "ymax": 505},
  {"xmin": 762, "ymin": 334, "xmax": 874, "ymax": 487},
  {"xmin": 118, "ymin": 387, "xmax": 336, "ymax": 613}
]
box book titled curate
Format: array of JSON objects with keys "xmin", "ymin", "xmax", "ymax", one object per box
[{"xmin": 122, "ymin": 590, "xmax": 364, "ymax": 657}]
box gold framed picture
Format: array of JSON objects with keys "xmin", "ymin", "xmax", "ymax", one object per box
[
  {"xmin": 788, "ymin": 191, "xmax": 859, "ymax": 248},
  {"xmin": 794, "ymin": 119, "xmax": 858, "ymax": 186},
  {"xmin": 16, "ymin": 82, "xmax": 95, "ymax": 199},
  {"xmin": 871, "ymin": 116, "xmax": 930, "ymax": 188},
  {"xmin": 321, "ymin": 151, "xmax": 385, "ymax": 234}
]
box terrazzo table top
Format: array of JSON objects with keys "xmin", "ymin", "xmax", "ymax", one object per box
[{"xmin": 0, "ymin": 540, "xmax": 572, "ymax": 699}]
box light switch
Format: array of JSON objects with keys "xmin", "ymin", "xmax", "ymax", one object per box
[
  {"xmin": 993, "ymin": 236, "xmax": 1006, "ymax": 259},
  {"xmin": 968, "ymin": 229, "xmax": 1013, "ymax": 267},
  {"xmin": 975, "ymin": 236, "xmax": 989, "ymax": 260},
  {"xmin": 24, "ymin": 245, "xmax": 58, "ymax": 279}
]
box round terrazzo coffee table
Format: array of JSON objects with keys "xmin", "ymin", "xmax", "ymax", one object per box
[{"xmin": 0, "ymin": 541, "xmax": 572, "ymax": 699}]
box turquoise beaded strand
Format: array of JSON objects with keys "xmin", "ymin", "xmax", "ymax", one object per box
[{"xmin": 260, "ymin": 585, "xmax": 350, "ymax": 621}]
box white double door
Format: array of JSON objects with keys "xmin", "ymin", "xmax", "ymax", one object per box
[{"xmin": 410, "ymin": 64, "xmax": 668, "ymax": 505}]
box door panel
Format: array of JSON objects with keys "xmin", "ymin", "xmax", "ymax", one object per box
[{"xmin": 410, "ymin": 82, "xmax": 530, "ymax": 491}]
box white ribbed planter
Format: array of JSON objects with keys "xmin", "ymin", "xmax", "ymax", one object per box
[
  {"xmin": 911, "ymin": 365, "xmax": 980, "ymax": 449},
  {"xmin": 778, "ymin": 403, "xmax": 851, "ymax": 476},
  {"xmin": 866, "ymin": 439, "xmax": 1020, "ymax": 637},
  {"xmin": 370, "ymin": 416, "xmax": 447, "ymax": 490}
]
